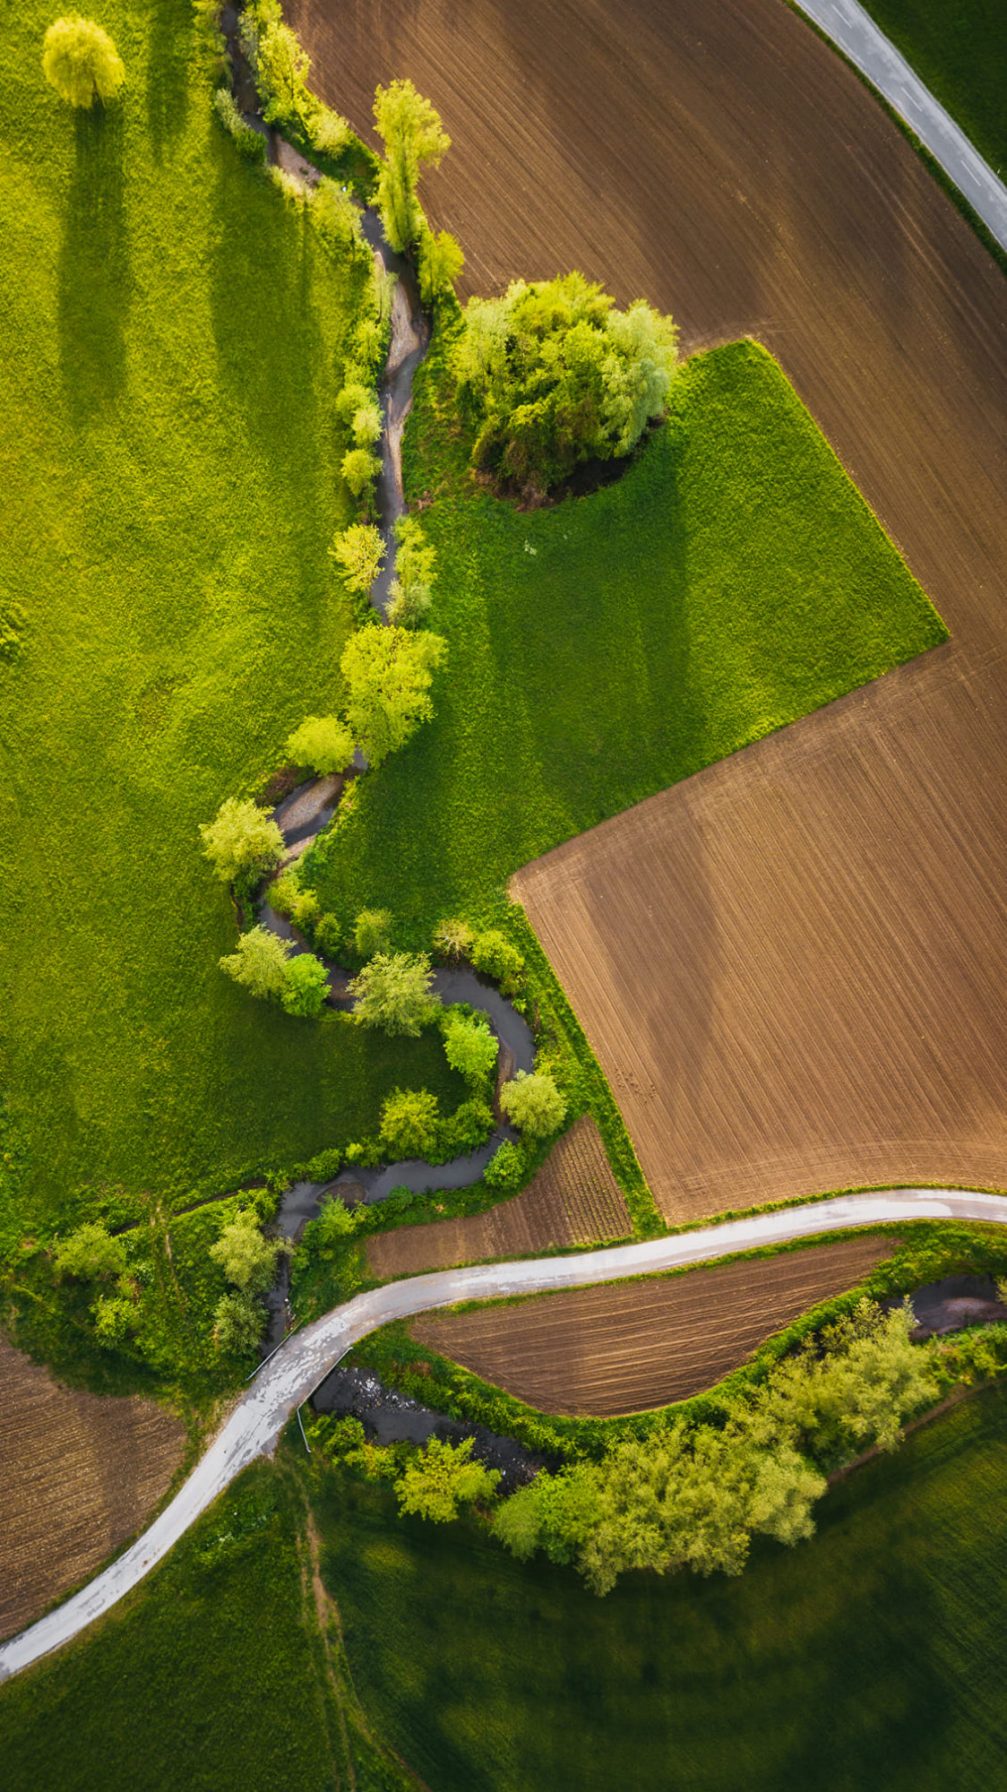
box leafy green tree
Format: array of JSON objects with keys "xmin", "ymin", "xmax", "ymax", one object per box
[
  {"xmin": 312, "ymin": 178, "xmax": 362, "ymax": 254},
  {"xmin": 373, "ymin": 79, "xmax": 450, "ymax": 253},
  {"xmin": 454, "ymin": 272, "xmax": 677, "ymax": 496},
  {"xmin": 499, "ymin": 1069, "xmax": 566, "ymax": 1138},
  {"xmin": 349, "ymin": 950, "xmax": 439, "ymax": 1036},
  {"xmin": 210, "ymin": 1211, "xmax": 283, "ymax": 1295},
  {"xmin": 247, "ymin": 10, "xmax": 309, "ymax": 126},
  {"xmin": 396, "ymin": 1436, "xmax": 500, "ymax": 1522},
  {"xmin": 470, "ymin": 929, "xmax": 524, "ymax": 993},
  {"xmin": 219, "ymin": 926, "xmax": 290, "ymax": 1002},
  {"xmin": 341, "ymin": 446, "xmax": 381, "ymax": 499},
  {"xmin": 352, "ymin": 400, "xmax": 383, "ymax": 447},
  {"xmin": 484, "ymin": 1139, "xmax": 527, "ymax": 1190},
  {"xmin": 433, "ymin": 916, "xmax": 475, "ymax": 961},
  {"xmin": 285, "ymin": 713, "xmax": 355, "ymax": 774},
  {"xmin": 387, "ymin": 515, "xmax": 435, "ymax": 626},
  {"xmin": 269, "ymin": 871, "xmax": 320, "ymax": 934},
  {"xmin": 54, "ymin": 1222, "xmax": 126, "ymax": 1282},
  {"xmin": 92, "ymin": 1292, "xmax": 139, "ymax": 1348},
  {"xmin": 340, "ymin": 625, "xmax": 446, "ymax": 767},
  {"xmin": 213, "ymin": 1290, "xmax": 265, "ymax": 1354},
  {"xmin": 354, "ymin": 907, "xmax": 393, "ymax": 957},
  {"xmin": 200, "ymin": 797, "xmax": 283, "ymax": 886},
  {"xmin": 380, "ymin": 1087, "xmax": 441, "ymax": 1159},
  {"xmin": 443, "ymin": 1011, "xmax": 498, "ymax": 1083},
  {"xmin": 418, "ymin": 227, "xmax": 465, "ymax": 307},
  {"xmin": 42, "ymin": 15, "xmax": 125, "ymax": 107},
  {"xmin": 281, "ymin": 952, "xmax": 329, "ymax": 1018},
  {"xmin": 335, "ymin": 380, "xmax": 372, "ymax": 424}
]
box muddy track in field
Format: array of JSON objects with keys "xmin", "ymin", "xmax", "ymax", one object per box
[{"xmin": 289, "ymin": 0, "xmax": 1007, "ymax": 1221}]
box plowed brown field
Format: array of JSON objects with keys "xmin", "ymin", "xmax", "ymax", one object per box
[
  {"xmin": 0, "ymin": 1337, "xmax": 185, "ymax": 1640},
  {"xmin": 366, "ymin": 1116, "xmax": 630, "ymax": 1279},
  {"xmin": 293, "ymin": 0, "xmax": 1007, "ymax": 1221},
  {"xmin": 411, "ymin": 1235, "xmax": 895, "ymax": 1415}
]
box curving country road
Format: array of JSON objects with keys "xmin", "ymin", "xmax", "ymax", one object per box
[{"xmin": 2, "ymin": 1186, "xmax": 1005, "ymax": 1683}]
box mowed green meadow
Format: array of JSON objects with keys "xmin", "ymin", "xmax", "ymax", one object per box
[
  {"xmin": 0, "ymin": 0, "xmax": 461, "ymax": 1250},
  {"xmin": 316, "ymin": 1384, "xmax": 1007, "ymax": 1792},
  {"xmin": 312, "ymin": 337, "xmax": 946, "ymax": 938}
]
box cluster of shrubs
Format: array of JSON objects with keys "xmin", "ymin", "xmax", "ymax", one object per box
[{"xmin": 238, "ymin": 0, "xmax": 355, "ymax": 168}]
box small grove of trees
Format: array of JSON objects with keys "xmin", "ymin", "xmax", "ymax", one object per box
[
  {"xmin": 220, "ymin": 926, "xmax": 329, "ymax": 1019},
  {"xmin": 340, "ymin": 624, "xmax": 446, "ymax": 767},
  {"xmin": 499, "ymin": 1069, "xmax": 566, "ymax": 1138},
  {"xmin": 349, "ymin": 950, "xmax": 439, "ymax": 1036},
  {"xmin": 493, "ymin": 1301, "xmax": 939, "ymax": 1595},
  {"xmin": 200, "ymin": 797, "xmax": 283, "ymax": 888},
  {"xmin": 285, "ymin": 713, "xmax": 356, "ymax": 776},
  {"xmin": 453, "ymin": 272, "xmax": 678, "ymax": 498},
  {"xmin": 373, "ymin": 78, "xmax": 450, "ymax": 255},
  {"xmin": 210, "ymin": 1210, "xmax": 285, "ymax": 1356},
  {"xmin": 42, "ymin": 15, "xmax": 125, "ymax": 108}
]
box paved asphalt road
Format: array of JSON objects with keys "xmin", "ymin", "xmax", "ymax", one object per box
[
  {"xmin": 2, "ymin": 1187, "xmax": 1006, "ymax": 1681},
  {"xmin": 793, "ymin": 0, "xmax": 1007, "ymax": 248}
]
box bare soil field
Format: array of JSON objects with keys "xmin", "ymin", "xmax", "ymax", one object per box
[
  {"xmin": 411, "ymin": 1235, "xmax": 895, "ymax": 1415},
  {"xmin": 0, "ymin": 1336, "xmax": 185, "ymax": 1640},
  {"xmin": 292, "ymin": 0, "xmax": 1007, "ymax": 1221},
  {"xmin": 366, "ymin": 1116, "xmax": 630, "ymax": 1279}
]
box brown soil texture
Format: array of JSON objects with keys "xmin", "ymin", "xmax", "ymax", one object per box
[
  {"xmin": 0, "ymin": 1336, "xmax": 185, "ymax": 1640},
  {"xmin": 411, "ymin": 1235, "xmax": 895, "ymax": 1416},
  {"xmin": 366, "ymin": 1116, "xmax": 630, "ymax": 1279},
  {"xmin": 289, "ymin": 0, "xmax": 1007, "ymax": 1220}
]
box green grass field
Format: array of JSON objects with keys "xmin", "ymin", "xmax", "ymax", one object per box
[
  {"xmin": 311, "ymin": 338, "xmax": 945, "ymax": 941},
  {"xmin": 0, "ymin": 0, "xmax": 464, "ymax": 1264},
  {"xmin": 0, "ymin": 1465, "xmax": 349, "ymax": 1791},
  {"xmin": 861, "ymin": 0, "xmax": 1006, "ymax": 174},
  {"xmin": 314, "ymin": 1384, "xmax": 1007, "ymax": 1792}
]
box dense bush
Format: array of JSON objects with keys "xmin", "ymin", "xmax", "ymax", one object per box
[
  {"xmin": 387, "ymin": 515, "xmax": 436, "ymax": 626},
  {"xmin": 281, "ymin": 951, "xmax": 329, "ymax": 1018},
  {"xmin": 349, "ymin": 950, "xmax": 440, "ymax": 1036},
  {"xmin": 353, "ymin": 907, "xmax": 394, "ymax": 958},
  {"xmin": 470, "ymin": 928, "xmax": 524, "ymax": 994},
  {"xmin": 42, "ymin": 14, "xmax": 124, "ymax": 107},
  {"xmin": 483, "ymin": 1139, "xmax": 527, "ymax": 1190},
  {"xmin": 442, "ymin": 1009, "xmax": 498, "ymax": 1083},
  {"xmin": 418, "ymin": 224, "xmax": 465, "ymax": 308},
  {"xmin": 397, "ymin": 1436, "xmax": 500, "ymax": 1522},
  {"xmin": 212, "ymin": 86, "xmax": 266, "ymax": 163},
  {"xmin": 380, "ymin": 1087, "xmax": 441, "ymax": 1159},
  {"xmin": 285, "ymin": 713, "xmax": 355, "ymax": 775},
  {"xmin": 453, "ymin": 272, "xmax": 678, "ymax": 497},
  {"xmin": 499, "ymin": 1068, "xmax": 566, "ymax": 1138}
]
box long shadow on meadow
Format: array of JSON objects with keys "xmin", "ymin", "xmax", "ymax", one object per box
[{"xmin": 58, "ymin": 106, "xmax": 131, "ymax": 427}]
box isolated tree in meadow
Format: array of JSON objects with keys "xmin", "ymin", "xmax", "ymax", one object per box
[
  {"xmin": 42, "ymin": 15, "xmax": 125, "ymax": 108},
  {"xmin": 54, "ymin": 1221, "xmax": 126, "ymax": 1281},
  {"xmin": 373, "ymin": 79, "xmax": 450, "ymax": 253},
  {"xmin": 418, "ymin": 227, "xmax": 465, "ymax": 307},
  {"xmin": 281, "ymin": 951, "xmax": 329, "ymax": 1018},
  {"xmin": 340, "ymin": 625, "xmax": 446, "ymax": 766},
  {"xmin": 349, "ymin": 950, "xmax": 439, "ymax": 1036},
  {"xmin": 285, "ymin": 713, "xmax": 356, "ymax": 775},
  {"xmin": 396, "ymin": 1436, "xmax": 500, "ymax": 1523},
  {"xmin": 210, "ymin": 1211, "xmax": 282, "ymax": 1296},
  {"xmin": 353, "ymin": 907, "xmax": 393, "ymax": 958},
  {"xmin": 454, "ymin": 272, "xmax": 678, "ymax": 495},
  {"xmin": 213, "ymin": 1290, "xmax": 265, "ymax": 1354},
  {"xmin": 380, "ymin": 1087, "xmax": 441, "ymax": 1159},
  {"xmin": 443, "ymin": 1011, "xmax": 498, "ymax": 1084},
  {"xmin": 499, "ymin": 1069, "xmax": 566, "ymax": 1138},
  {"xmin": 220, "ymin": 925, "xmax": 291, "ymax": 1003},
  {"xmin": 200, "ymin": 797, "xmax": 283, "ymax": 886}
]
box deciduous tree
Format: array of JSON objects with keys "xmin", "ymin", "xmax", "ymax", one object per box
[
  {"xmin": 42, "ymin": 15, "xmax": 125, "ymax": 107},
  {"xmin": 396, "ymin": 1436, "xmax": 500, "ymax": 1522},
  {"xmin": 340, "ymin": 625, "xmax": 446, "ymax": 766},
  {"xmin": 219, "ymin": 925, "xmax": 290, "ymax": 1002},
  {"xmin": 380, "ymin": 1087, "xmax": 441, "ymax": 1159},
  {"xmin": 210, "ymin": 1211, "xmax": 282, "ymax": 1296},
  {"xmin": 373, "ymin": 79, "xmax": 450, "ymax": 253},
  {"xmin": 54, "ymin": 1222, "xmax": 126, "ymax": 1281},
  {"xmin": 350, "ymin": 950, "xmax": 439, "ymax": 1036},
  {"xmin": 499, "ymin": 1069, "xmax": 566, "ymax": 1138},
  {"xmin": 285, "ymin": 713, "xmax": 355, "ymax": 774},
  {"xmin": 443, "ymin": 1011, "xmax": 498, "ymax": 1083},
  {"xmin": 200, "ymin": 797, "xmax": 283, "ymax": 886}
]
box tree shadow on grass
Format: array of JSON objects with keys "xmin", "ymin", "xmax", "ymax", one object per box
[
  {"xmin": 58, "ymin": 106, "xmax": 131, "ymax": 428},
  {"xmin": 146, "ymin": 0, "xmax": 192, "ymax": 158}
]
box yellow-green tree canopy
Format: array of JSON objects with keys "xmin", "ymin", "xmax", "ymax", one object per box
[
  {"xmin": 42, "ymin": 15, "xmax": 125, "ymax": 108},
  {"xmin": 373, "ymin": 79, "xmax": 450, "ymax": 253},
  {"xmin": 340, "ymin": 625, "xmax": 446, "ymax": 766},
  {"xmin": 200, "ymin": 797, "xmax": 283, "ymax": 886},
  {"xmin": 285, "ymin": 713, "xmax": 356, "ymax": 775}
]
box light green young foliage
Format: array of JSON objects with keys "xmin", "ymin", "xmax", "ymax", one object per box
[
  {"xmin": 499, "ymin": 1069, "xmax": 566, "ymax": 1138},
  {"xmin": 53, "ymin": 1221, "xmax": 126, "ymax": 1281},
  {"xmin": 213, "ymin": 1289, "xmax": 265, "ymax": 1353},
  {"xmin": 210, "ymin": 1211, "xmax": 282, "ymax": 1296},
  {"xmin": 396, "ymin": 1436, "xmax": 500, "ymax": 1523},
  {"xmin": 311, "ymin": 178, "xmax": 361, "ymax": 255},
  {"xmin": 269, "ymin": 872, "xmax": 320, "ymax": 934},
  {"xmin": 433, "ymin": 916, "xmax": 475, "ymax": 961},
  {"xmin": 352, "ymin": 401, "xmax": 383, "ymax": 447},
  {"xmin": 387, "ymin": 515, "xmax": 436, "ymax": 626},
  {"xmin": 42, "ymin": 15, "xmax": 125, "ymax": 107},
  {"xmin": 341, "ymin": 446, "xmax": 381, "ymax": 499},
  {"xmin": 329, "ymin": 521, "xmax": 385, "ymax": 596},
  {"xmin": 373, "ymin": 79, "xmax": 450, "ymax": 253},
  {"xmin": 285, "ymin": 713, "xmax": 355, "ymax": 774},
  {"xmin": 92, "ymin": 1292, "xmax": 139, "ymax": 1347},
  {"xmin": 470, "ymin": 929, "xmax": 524, "ymax": 993},
  {"xmin": 419, "ymin": 227, "xmax": 465, "ymax": 307},
  {"xmin": 281, "ymin": 952, "xmax": 329, "ymax": 1019},
  {"xmin": 379, "ymin": 1086, "xmax": 441, "ymax": 1158},
  {"xmin": 443, "ymin": 1011, "xmax": 498, "ymax": 1084},
  {"xmin": 354, "ymin": 907, "xmax": 393, "ymax": 958},
  {"xmin": 349, "ymin": 950, "xmax": 439, "ymax": 1037},
  {"xmin": 219, "ymin": 926, "xmax": 291, "ymax": 1003},
  {"xmin": 252, "ymin": 18, "xmax": 309, "ymax": 126},
  {"xmin": 340, "ymin": 625, "xmax": 446, "ymax": 766},
  {"xmin": 200, "ymin": 798, "xmax": 283, "ymax": 886}
]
